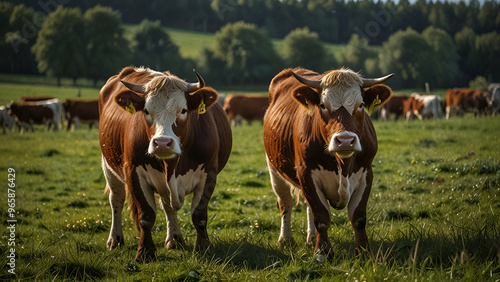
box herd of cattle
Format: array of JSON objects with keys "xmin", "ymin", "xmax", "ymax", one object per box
[
  {"xmin": 1, "ymin": 83, "xmax": 498, "ymax": 134},
  {"xmin": 3, "ymin": 67, "xmax": 499, "ymax": 262},
  {"xmin": 0, "ymin": 97, "xmax": 99, "ymax": 133}
]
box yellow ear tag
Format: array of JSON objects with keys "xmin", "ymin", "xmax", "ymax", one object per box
[
  {"xmin": 300, "ymin": 99, "xmax": 311, "ymax": 113},
  {"xmin": 198, "ymin": 100, "xmax": 206, "ymax": 114},
  {"xmin": 125, "ymin": 103, "xmax": 136, "ymax": 114},
  {"xmin": 368, "ymin": 95, "xmax": 381, "ymax": 114}
]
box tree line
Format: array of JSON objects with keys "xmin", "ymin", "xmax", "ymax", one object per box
[{"xmin": 1, "ymin": 1, "xmax": 499, "ymax": 89}]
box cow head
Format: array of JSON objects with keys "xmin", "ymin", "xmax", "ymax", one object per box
[
  {"xmin": 291, "ymin": 68, "xmax": 393, "ymax": 159},
  {"xmin": 115, "ymin": 70, "xmax": 218, "ymax": 160}
]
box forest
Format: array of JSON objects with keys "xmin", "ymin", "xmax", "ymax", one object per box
[{"xmin": 1, "ymin": 0, "xmax": 499, "ymax": 88}]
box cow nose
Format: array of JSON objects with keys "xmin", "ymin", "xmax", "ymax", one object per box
[
  {"xmin": 153, "ymin": 137, "xmax": 173, "ymax": 150},
  {"xmin": 335, "ymin": 136, "xmax": 355, "ymax": 148},
  {"xmin": 329, "ymin": 132, "xmax": 362, "ymax": 159}
]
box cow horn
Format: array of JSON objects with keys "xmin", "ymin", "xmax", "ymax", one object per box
[
  {"xmin": 121, "ymin": 80, "xmax": 146, "ymax": 94},
  {"xmin": 291, "ymin": 70, "xmax": 322, "ymax": 90},
  {"xmin": 186, "ymin": 69, "xmax": 205, "ymax": 93},
  {"xmin": 362, "ymin": 73, "xmax": 394, "ymax": 88}
]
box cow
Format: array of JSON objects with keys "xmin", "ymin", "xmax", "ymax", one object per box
[
  {"xmin": 223, "ymin": 94, "xmax": 269, "ymax": 126},
  {"xmin": 487, "ymin": 83, "xmax": 500, "ymax": 116},
  {"xmin": 445, "ymin": 88, "xmax": 488, "ymax": 119},
  {"xmin": 7, "ymin": 102, "xmax": 54, "ymax": 132},
  {"xmin": 62, "ymin": 99, "xmax": 99, "ymax": 130},
  {"xmin": 19, "ymin": 96, "xmax": 55, "ymax": 103},
  {"xmin": 19, "ymin": 98, "xmax": 64, "ymax": 131},
  {"xmin": 0, "ymin": 106, "xmax": 15, "ymax": 133},
  {"xmin": 263, "ymin": 67, "xmax": 393, "ymax": 261},
  {"xmin": 99, "ymin": 67, "xmax": 232, "ymax": 262},
  {"xmin": 403, "ymin": 93, "xmax": 441, "ymax": 122},
  {"xmin": 379, "ymin": 95, "xmax": 407, "ymax": 121}
]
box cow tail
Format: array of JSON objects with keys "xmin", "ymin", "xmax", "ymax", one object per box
[{"xmin": 127, "ymin": 193, "xmax": 141, "ymax": 232}]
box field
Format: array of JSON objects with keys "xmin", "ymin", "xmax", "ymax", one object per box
[{"xmin": 1, "ymin": 79, "xmax": 499, "ymax": 281}]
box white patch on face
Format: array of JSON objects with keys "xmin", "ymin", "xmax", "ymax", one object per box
[
  {"xmin": 322, "ymin": 85, "xmax": 363, "ymax": 114},
  {"xmin": 311, "ymin": 165, "xmax": 366, "ymax": 211},
  {"xmin": 137, "ymin": 164, "xmax": 207, "ymax": 212},
  {"xmin": 145, "ymin": 89, "xmax": 188, "ymax": 157}
]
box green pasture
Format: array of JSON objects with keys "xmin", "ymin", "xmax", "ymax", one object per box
[{"xmin": 0, "ymin": 80, "xmax": 499, "ymax": 281}]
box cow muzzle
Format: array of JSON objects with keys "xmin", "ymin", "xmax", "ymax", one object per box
[
  {"xmin": 150, "ymin": 136, "xmax": 181, "ymax": 159},
  {"xmin": 329, "ymin": 131, "xmax": 362, "ymax": 159}
]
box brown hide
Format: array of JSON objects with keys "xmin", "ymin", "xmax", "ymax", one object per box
[
  {"xmin": 62, "ymin": 99, "xmax": 99, "ymax": 130},
  {"xmin": 223, "ymin": 94, "xmax": 269, "ymax": 126}
]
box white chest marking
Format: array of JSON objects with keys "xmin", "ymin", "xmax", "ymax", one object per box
[
  {"xmin": 311, "ymin": 166, "xmax": 367, "ymax": 215},
  {"xmin": 136, "ymin": 164, "xmax": 207, "ymax": 211}
]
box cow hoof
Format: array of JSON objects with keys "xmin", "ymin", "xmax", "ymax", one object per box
[
  {"xmin": 106, "ymin": 235, "xmax": 124, "ymax": 250},
  {"xmin": 195, "ymin": 238, "xmax": 213, "ymax": 256},
  {"xmin": 165, "ymin": 235, "xmax": 186, "ymax": 250},
  {"xmin": 277, "ymin": 237, "xmax": 294, "ymax": 248},
  {"xmin": 135, "ymin": 246, "xmax": 156, "ymax": 262}
]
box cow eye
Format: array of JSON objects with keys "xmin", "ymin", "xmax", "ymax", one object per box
[
  {"xmin": 359, "ymin": 103, "xmax": 365, "ymax": 109},
  {"xmin": 180, "ymin": 109, "xmax": 187, "ymax": 115},
  {"xmin": 143, "ymin": 109, "xmax": 150, "ymax": 115},
  {"xmin": 319, "ymin": 104, "xmax": 326, "ymax": 109}
]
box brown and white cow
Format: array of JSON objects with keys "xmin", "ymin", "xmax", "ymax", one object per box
[
  {"xmin": 62, "ymin": 99, "xmax": 99, "ymax": 130},
  {"xmin": 446, "ymin": 88, "xmax": 488, "ymax": 119},
  {"xmin": 263, "ymin": 68, "xmax": 393, "ymax": 261},
  {"xmin": 403, "ymin": 93, "xmax": 441, "ymax": 122},
  {"xmin": 223, "ymin": 94, "xmax": 269, "ymax": 126},
  {"xmin": 99, "ymin": 67, "xmax": 232, "ymax": 261},
  {"xmin": 19, "ymin": 98, "xmax": 64, "ymax": 131}
]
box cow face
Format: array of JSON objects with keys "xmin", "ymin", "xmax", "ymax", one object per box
[
  {"xmin": 291, "ymin": 68, "xmax": 393, "ymax": 159},
  {"xmin": 115, "ymin": 71, "xmax": 218, "ymax": 159}
]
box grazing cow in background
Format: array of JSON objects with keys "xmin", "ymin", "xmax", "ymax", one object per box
[
  {"xmin": 0, "ymin": 106, "xmax": 15, "ymax": 133},
  {"xmin": 19, "ymin": 98, "xmax": 64, "ymax": 131},
  {"xmin": 99, "ymin": 67, "xmax": 232, "ymax": 262},
  {"xmin": 446, "ymin": 89, "xmax": 488, "ymax": 119},
  {"xmin": 223, "ymin": 94, "xmax": 269, "ymax": 126},
  {"xmin": 403, "ymin": 93, "xmax": 441, "ymax": 121},
  {"xmin": 20, "ymin": 96, "xmax": 55, "ymax": 103},
  {"xmin": 487, "ymin": 83, "xmax": 500, "ymax": 116},
  {"xmin": 62, "ymin": 99, "xmax": 99, "ymax": 130},
  {"xmin": 263, "ymin": 67, "xmax": 393, "ymax": 261},
  {"xmin": 379, "ymin": 95, "xmax": 407, "ymax": 121},
  {"xmin": 7, "ymin": 102, "xmax": 54, "ymax": 132}
]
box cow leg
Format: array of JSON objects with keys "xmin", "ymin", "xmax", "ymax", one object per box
[
  {"xmin": 348, "ymin": 168, "xmax": 372, "ymax": 256},
  {"xmin": 160, "ymin": 199, "xmax": 185, "ymax": 250},
  {"xmin": 102, "ymin": 157, "xmax": 126, "ymax": 250},
  {"xmin": 267, "ymin": 160, "xmax": 294, "ymax": 246},
  {"xmin": 130, "ymin": 166, "xmax": 157, "ymax": 262},
  {"xmin": 191, "ymin": 168, "xmax": 217, "ymax": 254},
  {"xmin": 297, "ymin": 168, "xmax": 332, "ymax": 261},
  {"xmin": 306, "ymin": 205, "xmax": 315, "ymax": 245}
]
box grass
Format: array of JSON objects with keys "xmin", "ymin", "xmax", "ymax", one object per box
[{"xmin": 0, "ymin": 79, "xmax": 499, "ymax": 280}]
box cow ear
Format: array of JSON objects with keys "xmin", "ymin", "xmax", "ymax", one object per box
[
  {"xmin": 187, "ymin": 87, "xmax": 219, "ymax": 114},
  {"xmin": 363, "ymin": 85, "xmax": 392, "ymax": 114},
  {"xmin": 115, "ymin": 91, "xmax": 145, "ymax": 114},
  {"xmin": 292, "ymin": 85, "xmax": 320, "ymax": 114}
]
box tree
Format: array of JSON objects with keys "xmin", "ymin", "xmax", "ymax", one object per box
[
  {"xmin": 338, "ymin": 34, "xmax": 377, "ymax": 74},
  {"xmin": 130, "ymin": 19, "xmax": 186, "ymax": 76},
  {"xmin": 84, "ymin": 5, "xmax": 128, "ymax": 86},
  {"xmin": 422, "ymin": 26, "xmax": 462, "ymax": 87},
  {"xmin": 379, "ymin": 27, "xmax": 438, "ymax": 89},
  {"xmin": 213, "ymin": 21, "xmax": 282, "ymax": 84},
  {"xmin": 281, "ymin": 27, "xmax": 331, "ymax": 72},
  {"xmin": 32, "ymin": 6, "xmax": 86, "ymax": 85}
]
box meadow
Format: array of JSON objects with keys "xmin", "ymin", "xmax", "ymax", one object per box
[{"xmin": 0, "ymin": 78, "xmax": 499, "ymax": 281}]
